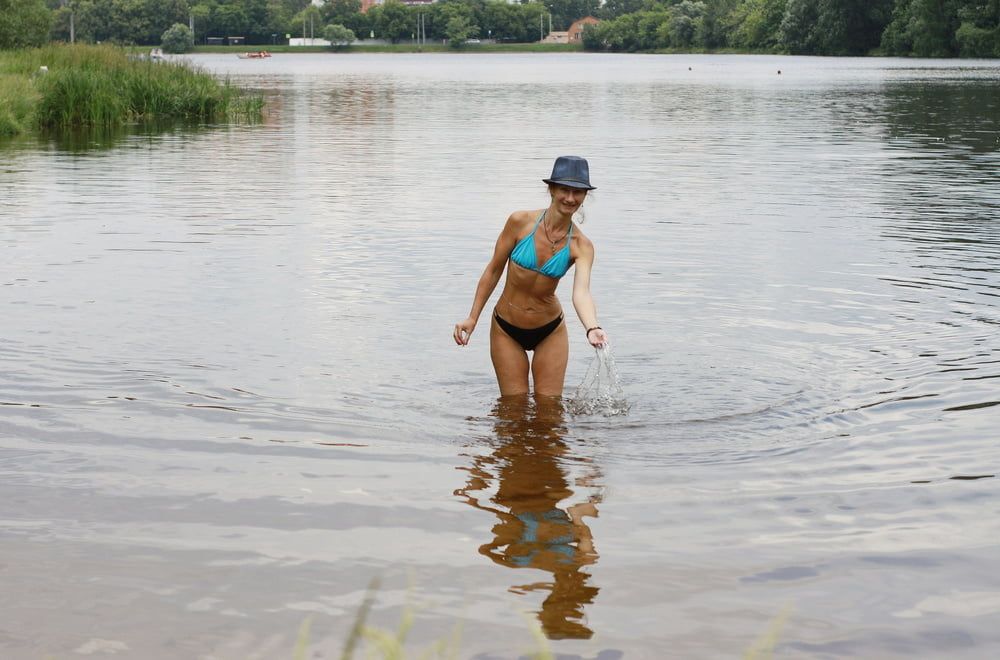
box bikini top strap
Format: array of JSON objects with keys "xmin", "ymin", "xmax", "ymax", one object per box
[{"xmin": 535, "ymin": 209, "xmax": 546, "ymax": 229}]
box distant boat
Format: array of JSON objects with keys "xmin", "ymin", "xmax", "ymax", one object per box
[
  {"xmin": 131, "ymin": 48, "xmax": 166, "ymax": 62},
  {"xmin": 237, "ymin": 51, "xmax": 272, "ymax": 59}
]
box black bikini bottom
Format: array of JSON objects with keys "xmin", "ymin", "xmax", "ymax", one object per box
[{"xmin": 494, "ymin": 311, "xmax": 563, "ymax": 351}]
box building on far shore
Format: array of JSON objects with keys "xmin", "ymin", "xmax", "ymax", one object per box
[
  {"xmin": 540, "ymin": 31, "xmax": 569, "ymax": 44},
  {"xmin": 539, "ymin": 17, "xmax": 600, "ymax": 44},
  {"xmin": 568, "ymin": 17, "xmax": 599, "ymax": 43}
]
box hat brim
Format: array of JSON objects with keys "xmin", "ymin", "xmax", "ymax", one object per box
[{"xmin": 543, "ymin": 178, "xmax": 596, "ymax": 190}]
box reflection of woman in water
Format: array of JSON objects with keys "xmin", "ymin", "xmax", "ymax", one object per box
[
  {"xmin": 455, "ymin": 395, "xmax": 602, "ymax": 639},
  {"xmin": 453, "ymin": 156, "xmax": 608, "ymax": 397}
]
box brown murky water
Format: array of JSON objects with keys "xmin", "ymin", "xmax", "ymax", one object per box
[{"xmin": 2, "ymin": 53, "xmax": 999, "ymax": 658}]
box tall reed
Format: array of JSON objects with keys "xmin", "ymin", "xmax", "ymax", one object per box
[
  {"xmin": 0, "ymin": 44, "xmax": 262, "ymax": 135},
  {"xmin": 0, "ymin": 74, "xmax": 40, "ymax": 136}
]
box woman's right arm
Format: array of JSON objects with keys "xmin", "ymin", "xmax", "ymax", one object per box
[{"xmin": 454, "ymin": 214, "xmax": 522, "ymax": 346}]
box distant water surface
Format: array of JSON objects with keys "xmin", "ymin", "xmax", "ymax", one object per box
[{"xmin": 1, "ymin": 53, "xmax": 999, "ymax": 658}]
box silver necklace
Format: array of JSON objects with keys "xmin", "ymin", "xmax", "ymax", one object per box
[{"xmin": 541, "ymin": 212, "xmax": 569, "ymax": 254}]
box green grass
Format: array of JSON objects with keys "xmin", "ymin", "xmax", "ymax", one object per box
[
  {"xmin": 0, "ymin": 74, "xmax": 41, "ymax": 136},
  {"xmin": 294, "ymin": 577, "xmax": 553, "ymax": 660},
  {"xmin": 0, "ymin": 44, "xmax": 263, "ymax": 136}
]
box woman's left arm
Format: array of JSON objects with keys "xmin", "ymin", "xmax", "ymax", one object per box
[{"xmin": 572, "ymin": 238, "xmax": 608, "ymax": 347}]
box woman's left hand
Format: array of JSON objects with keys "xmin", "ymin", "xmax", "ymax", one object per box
[
  {"xmin": 587, "ymin": 327, "xmax": 608, "ymax": 348},
  {"xmin": 454, "ymin": 317, "xmax": 477, "ymax": 346}
]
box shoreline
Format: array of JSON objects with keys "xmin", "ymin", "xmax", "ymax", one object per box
[{"xmin": 188, "ymin": 44, "xmax": 995, "ymax": 59}]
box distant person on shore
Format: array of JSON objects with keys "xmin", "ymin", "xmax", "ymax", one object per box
[{"xmin": 453, "ymin": 156, "xmax": 608, "ymax": 397}]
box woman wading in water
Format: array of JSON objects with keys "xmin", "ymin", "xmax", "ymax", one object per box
[{"xmin": 453, "ymin": 156, "xmax": 608, "ymax": 396}]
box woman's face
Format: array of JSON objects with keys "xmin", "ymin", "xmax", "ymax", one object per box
[{"xmin": 550, "ymin": 185, "xmax": 588, "ymax": 215}]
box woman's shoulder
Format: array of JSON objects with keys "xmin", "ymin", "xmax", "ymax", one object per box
[
  {"xmin": 507, "ymin": 209, "xmax": 542, "ymax": 223},
  {"xmin": 571, "ymin": 223, "xmax": 594, "ymax": 248},
  {"xmin": 504, "ymin": 209, "xmax": 543, "ymax": 232}
]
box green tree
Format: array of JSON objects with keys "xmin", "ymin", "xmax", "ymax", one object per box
[
  {"xmin": 243, "ymin": 0, "xmax": 268, "ymax": 37},
  {"xmin": 669, "ymin": 1, "xmax": 704, "ymax": 47},
  {"xmin": 161, "ymin": 21, "xmax": 194, "ymax": 51},
  {"xmin": 373, "ymin": 0, "xmax": 411, "ymax": 42},
  {"xmin": 512, "ymin": 1, "xmax": 548, "ymax": 42},
  {"xmin": 880, "ymin": 0, "xmax": 914, "ymax": 53},
  {"xmin": 48, "ymin": 2, "xmax": 77, "ymax": 42},
  {"xmin": 955, "ymin": 0, "xmax": 1000, "ymax": 55},
  {"xmin": 631, "ymin": 9, "xmax": 670, "ymax": 50},
  {"xmin": 581, "ymin": 19, "xmax": 605, "ymax": 48},
  {"xmin": 323, "ymin": 21, "xmax": 354, "ymax": 45},
  {"xmin": 217, "ymin": 2, "xmax": 250, "ymax": 37},
  {"xmin": 139, "ymin": 0, "xmax": 190, "ymax": 44},
  {"xmin": 697, "ymin": 0, "xmax": 737, "ymax": 49},
  {"xmin": 319, "ymin": 0, "xmax": 360, "ymax": 29},
  {"xmin": 605, "ymin": 11, "xmax": 644, "ymax": 50},
  {"xmin": 481, "ymin": 0, "xmax": 521, "ymax": 40},
  {"xmin": 544, "ymin": 0, "xmax": 600, "ymax": 31},
  {"xmin": 0, "ymin": 0, "xmax": 52, "ymax": 48},
  {"xmin": 881, "ymin": 0, "xmax": 962, "ymax": 56},
  {"xmin": 955, "ymin": 20, "xmax": 998, "ymax": 55},
  {"xmin": 598, "ymin": 0, "xmax": 647, "ymax": 20},
  {"xmin": 811, "ymin": 0, "xmax": 892, "ymax": 55},
  {"xmin": 445, "ymin": 14, "xmax": 478, "ymax": 45},
  {"xmin": 291, "ymin": 3, "xmax": 320, "ymax": 39},
  {"xmin": 778, "ymin": 0, "xmax": 819, "ymax": 53},
  {"xmin": 190, "ymin": 3, "xmax": 213, "ymax": 41},
  {"xmin": 70, "ymin": 0, "xmax": 106, "ymax": 43},
  {"xmin": 731, "ymin": 0, "xmax": 786, "ymax": 51}
]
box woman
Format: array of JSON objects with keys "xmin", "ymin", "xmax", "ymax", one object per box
[{"xmin": 453, "ymin": 156, "xmax": 608, "ymax": 397}]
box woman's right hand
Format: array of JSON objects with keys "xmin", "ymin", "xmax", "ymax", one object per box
[
  {"xmin": 587, "ymin": 327, "xmax": 608, "ymax": 348},
  {"xmin": 454, "ymin": 317, "xmax": 477, "ymax": 346}
]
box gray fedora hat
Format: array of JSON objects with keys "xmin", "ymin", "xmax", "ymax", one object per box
[{"xmin": 543, "ymin": 155, "xmax": 596, "ymax": 190}]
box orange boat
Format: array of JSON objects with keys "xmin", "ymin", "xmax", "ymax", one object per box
[{"xmin": 237, "ymin": 51, "xmax": 272, "ymax": 59}]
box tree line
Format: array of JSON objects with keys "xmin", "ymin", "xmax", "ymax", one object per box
[
  {"xmin": 3, "ymin": 0, "xmax": 998, "ymax": 57},
  {"xmin": 584, "ymin": 0, "xmax": 1000, "ymax": 57},
  {"xmin": 33, "ymin": 0, "xmax": 576, "ymax": 47}
]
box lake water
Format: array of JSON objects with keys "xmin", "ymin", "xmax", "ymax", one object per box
[{"xmin": 2, "ymin": 53, "xmax": 999, "ymax": 658}]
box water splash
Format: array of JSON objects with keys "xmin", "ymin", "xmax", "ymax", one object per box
[{"xmin": 569, "ymin": 345, "xmax": 630, "ymax": 416}]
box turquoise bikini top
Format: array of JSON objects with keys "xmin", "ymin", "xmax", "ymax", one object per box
[{"xmin": 509, "ymin": 211, "xmax": 573, "ymax": 279}]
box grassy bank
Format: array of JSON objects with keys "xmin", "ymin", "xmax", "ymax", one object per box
[
  {"xmin": 0, "ymin": 44, "xmax": 263, "ymax": 137},
  {"xmin": 193, "ymin": 42, "xmax": 583, "ymax": 54}
]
